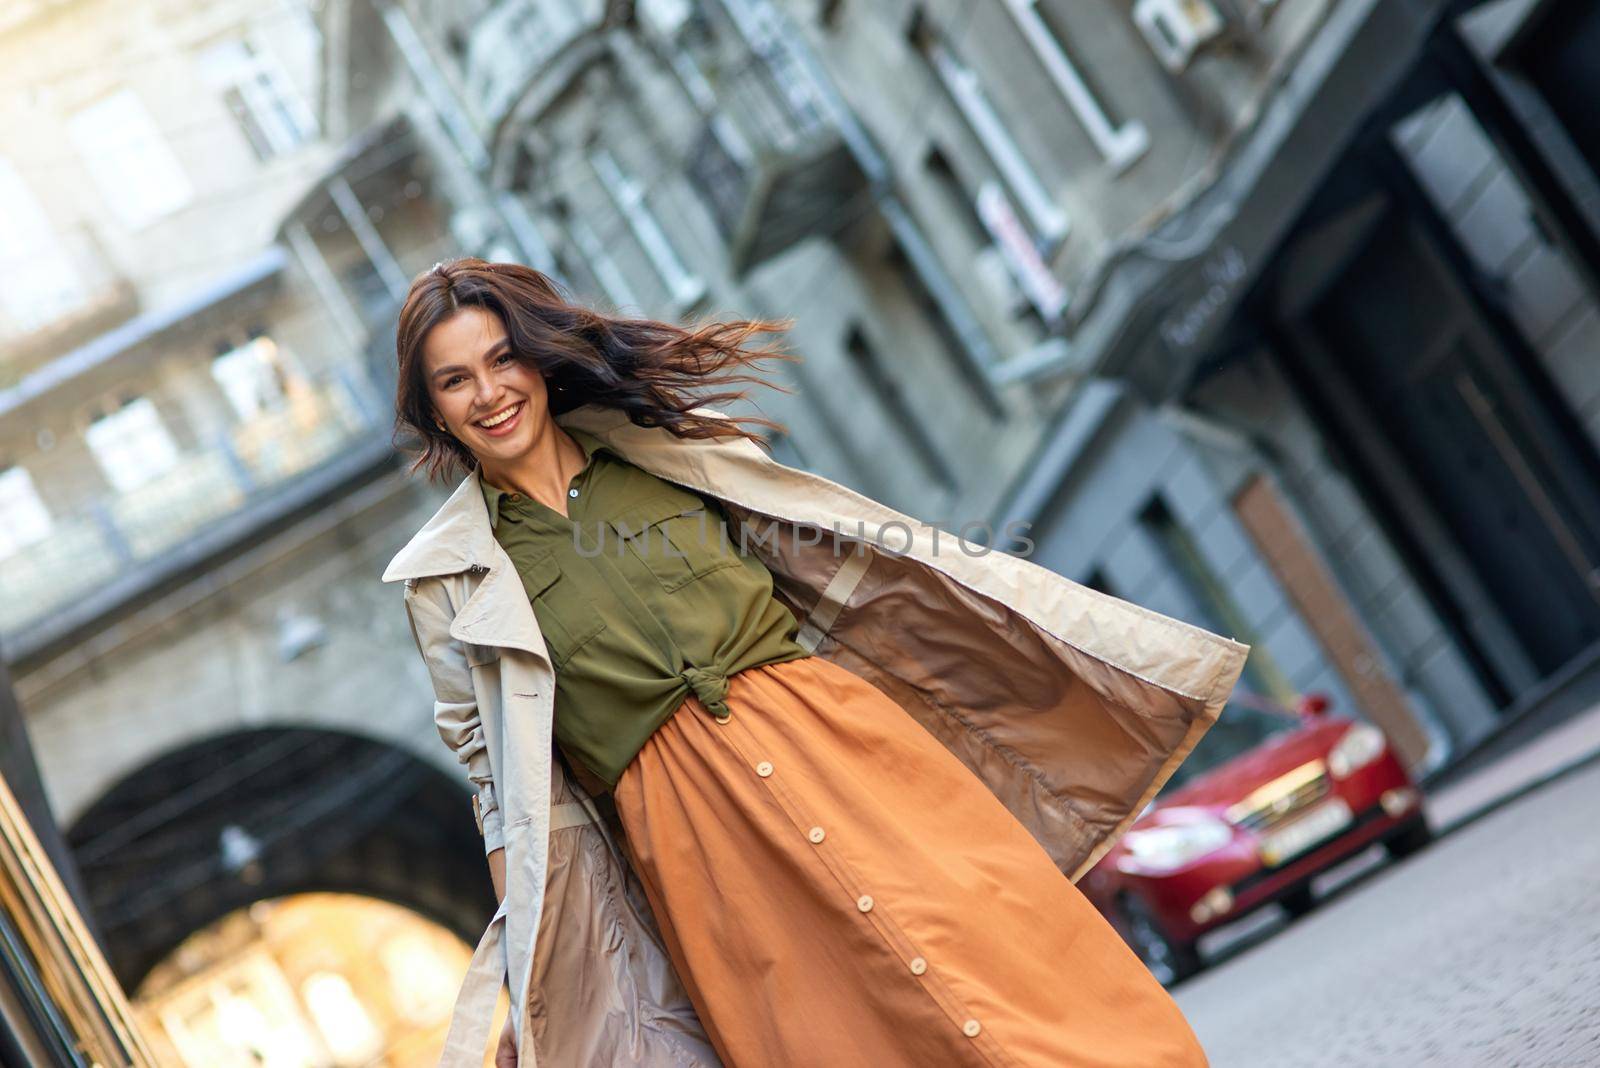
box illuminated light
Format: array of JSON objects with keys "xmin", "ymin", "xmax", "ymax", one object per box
[
  {"xmin": 1380, "ymin": 787, "xmax": 1418, "ymax": 817},
  {"xmin": 1189, "ymin": 886, "xmax": 1234, "ymax": 924},
  {"xmin": 303, "ymin": 971, "xmax": 383, "ymax": 1064},
  {"xmin": 1329, "ymin": 723, "xmax": 1387, "ymax": 779}
]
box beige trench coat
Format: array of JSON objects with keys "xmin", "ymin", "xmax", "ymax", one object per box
[{"xmin": 383, "ymin": 403, "xmax": 1249, "ymax": 1067}]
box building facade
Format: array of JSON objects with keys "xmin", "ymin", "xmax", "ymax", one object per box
[{"xmin": 995, "ymin": 0, "xmax": 1600, "ymax": 774}]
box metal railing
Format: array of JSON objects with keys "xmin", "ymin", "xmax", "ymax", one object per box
[{"xmin": 0, "ymin": 371, "xmax": 386, "ymax": 637}]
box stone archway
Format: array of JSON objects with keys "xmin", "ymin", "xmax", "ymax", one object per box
[{"xmin": 66, "ymin": 727, "xmax": 493, "ymax": 989}]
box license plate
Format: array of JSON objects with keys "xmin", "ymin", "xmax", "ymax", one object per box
[{"xmin": 1258, "ymin": 798, "xmax": 1353, "ymax": 867}]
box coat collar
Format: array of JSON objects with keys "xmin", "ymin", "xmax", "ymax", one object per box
[
  {"xmin": 382, "ymin": 406, "xmax": 647, "ymax": 658},
  {"xmin": 382, "ymin": 404, "xmax": 636, "ymax": 585}
]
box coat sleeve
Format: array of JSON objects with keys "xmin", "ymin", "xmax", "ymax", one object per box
[{"xmin": 403, "ymin": 577, "xmax": 505, "ymax": 855}]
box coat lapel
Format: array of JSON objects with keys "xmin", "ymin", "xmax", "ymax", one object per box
[{"xmin": 382, "ymin": 467, "xmax": 550, "ymax": 658}]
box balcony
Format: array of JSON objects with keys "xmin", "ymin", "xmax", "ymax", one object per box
[
  {"xmin": 456, "ymin": 0, "xmax": 607, "ymax": 131},
  {"xmin": 0, "ymin": 371, "xmax": 388, "ymax": 644},
  {"xmin": 0, "ymin": 225, "xmax": 138, "ymax": 388},
  {"xmin": 686, "ymin": 52, "xmax": 872, "ymax": 275}
]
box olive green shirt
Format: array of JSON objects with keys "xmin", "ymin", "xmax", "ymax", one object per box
[{"xmin": 482, "ymin": 426, "xmax": 811, "ymax": 787}]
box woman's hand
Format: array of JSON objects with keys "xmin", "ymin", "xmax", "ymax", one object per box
[{"xmin": 495, "ymin": 1014, "xmax": 517, "ymax": 1068}]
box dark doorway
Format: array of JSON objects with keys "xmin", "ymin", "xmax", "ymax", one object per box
[{"xmin": 1289, "ymin": 202, "xmax": 1600, "ymax": 685}]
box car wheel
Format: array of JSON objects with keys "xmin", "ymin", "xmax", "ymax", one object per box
[
  {"xmin": 1118, "ymin": 895, "xmax": 1202, "ymax": 987},
  {"xmin": 1384, "ymin": 815, "xmax": 1434, "ymax": 860},
  {"xmin": 1280, "ymin": 884, "xmax": 1316, "ymax": 919}
]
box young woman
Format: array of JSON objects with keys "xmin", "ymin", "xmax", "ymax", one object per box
[{"xmin": 385, "ymin": 259, "xmax": 1247, "ymax": 1067}]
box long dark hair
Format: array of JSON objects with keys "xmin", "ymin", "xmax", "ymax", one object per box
[{"xmin": 394, "ymin": 258, "xmax": 799, "ymax": 480}]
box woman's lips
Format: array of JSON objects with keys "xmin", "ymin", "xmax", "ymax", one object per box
[{"xmin": 476, "ymin": 401, "xmax": 524, "ymax": 437}]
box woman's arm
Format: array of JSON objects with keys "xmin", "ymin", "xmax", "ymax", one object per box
[
  {"xmin": 402, "ymin": 577, "xmax": 507, "ymax": 879},
  {"xmin": 488, "ymin": 847, "xmax": 506, "ymax": 902}
]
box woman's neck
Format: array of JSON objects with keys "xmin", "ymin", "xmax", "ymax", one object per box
[{"xmin": 479, "ymin": 423, "xmax": 587, "ymax": 511}]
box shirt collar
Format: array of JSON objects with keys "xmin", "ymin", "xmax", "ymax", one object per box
[{"xmin": 480, "ymin": 425, "xmax": 611, "ymax": 528}]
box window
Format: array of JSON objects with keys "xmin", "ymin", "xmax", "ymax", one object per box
[
  {"xmin": 922, "ymin": 146, "xmax": 991, "ymax": 248},
  {"xmin": 67, "ymin": 89, "xmax": 194, "ymax": 229},
  {"xmin": 0, "ymin": 157, "xmax": 88, "ymax": 331},
  {"xmin": 558, "ymin": 209, "xmax": 642, "ymax": 312},
  {"xmin": 0, "ymin": 466, "xmax": 52, "ymax": 559},
  {"xmin": 638, "ymin": 0, "xmax": 693, "ymax": 38},
  {"xmin": 923, "ymin": 145, "xmax": 1062, "ymax": 325},
  {"xmin": 86, "ymin": 397, "xmax": 180, "ymax": 493},
  {"xmin": 843, "ymin": 324, "xmax": 957, "ymax": 493},
  {"xmin": 196, "ymin": 37, "xmax": 318, "ymax": 162},
  {"xmin": 212, "ymin": 336, "xmax": 290, "ymax": 419},
  {"xmin": 1005, "ymin": 0, "xmax": 1149, "ymax": 169},
  {"xmin": 911, "ymin": 15, "xmax": 1069, "ymax": 248},
  {"xmin": 589, "ymin": 148, "xmax": 707, "ymax": 311}
]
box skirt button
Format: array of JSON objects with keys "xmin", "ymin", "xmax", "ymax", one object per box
[
  {"xmin": 909, "ymin": 957, "xmax": 927, "ymax": 975},
  {"xmin": 808, "ymin": 826, "xmax": 826, "ymax": 843},
  {"xmin": 755, "ymin": 761, "xmax": 773, "ymax": 778},
  {"xmin": 856, "ymin": 894, "xmax": 874, "ymax": 913},
  {"xmin": 962, "ymin": 1019, "xmax": 981, "ymax": 1038}
]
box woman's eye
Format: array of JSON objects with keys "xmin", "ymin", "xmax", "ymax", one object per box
[
  {"xmin": 444, "ymin": 375, "xmax": 465, "ymax": 388},
  {"xmin": 495, "ymin": 352, "xmax": 514, "ymax": 366}
]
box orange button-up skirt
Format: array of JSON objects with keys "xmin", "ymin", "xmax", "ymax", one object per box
[{"xmin": 611, "ymin": 654, "xmax": 1209, "ymax": 1067}]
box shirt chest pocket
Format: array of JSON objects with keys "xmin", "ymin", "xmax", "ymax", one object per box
[
  {"xmin": 607, "ymin": 492, "xmax": 744, "ymax": 593},
  {"xmin": 521, "ymin": 551, "xmax": 608, "ymax": 667}
]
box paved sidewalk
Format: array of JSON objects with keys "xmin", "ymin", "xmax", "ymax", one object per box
[{"xmin": 1422, "ymin": 698, "xmax": 1600, "ymax": 833}]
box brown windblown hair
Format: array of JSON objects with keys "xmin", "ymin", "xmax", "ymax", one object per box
[{"xmin": 394, "ymin": 258, "xmax": 800, "ymax": 481}]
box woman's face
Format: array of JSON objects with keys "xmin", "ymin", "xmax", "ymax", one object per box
[{"xmin": 421, "ymin": 305, "xmax": 551, "ymax": 468}]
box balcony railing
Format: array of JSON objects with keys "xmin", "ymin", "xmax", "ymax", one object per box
[
  {"xmin": 0, "ymin": 371, "xmax": 385, "ymax": 638},
  {"xmin": 686, "ymin": 51, "xmax": 871, "ymax": 274}
]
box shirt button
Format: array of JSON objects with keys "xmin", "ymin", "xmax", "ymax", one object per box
[
  {"xmin": 962, "ymin": 1019, "xmax": 981, "ymax": 1038},
  {"xmin": 909, "ymin": 956, "xmax": 927, "ymax": 975},
  {"xmin": 856, "ymin": 895, "xmax": 873, "ymax": 913},
  {"xmin": 568, "ymin": 487, "xmax": 579, "ymax": 498},
  {"xmin": 755, "ymin": 761, "xmax": 773, "ymax": 778},
  {"xmin": 714, "ymin": 713, "xmax": 731, "ymax": 725},
  {"xmin": 807, "ymin": 826, "xmax": 825, "ymax": 843}
]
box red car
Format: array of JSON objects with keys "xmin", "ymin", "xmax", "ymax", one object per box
[{"xmin": 1081, "ymin": 692, "xmax": 1432, "ymax": 984}]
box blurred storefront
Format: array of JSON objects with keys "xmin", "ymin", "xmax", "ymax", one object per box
[{"xmin": 131, "ymin": 894, "xmax": 496, "ymax": 1068}]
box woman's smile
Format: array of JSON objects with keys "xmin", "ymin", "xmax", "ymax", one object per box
[{"xmin": 475, "ymin": 400, "xmax": 525, "ymax": 437}]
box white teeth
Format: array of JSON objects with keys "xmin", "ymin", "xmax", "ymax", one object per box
[{"xmin": 479, "ymin": 403, "xmax": 521, "ymax": 428}]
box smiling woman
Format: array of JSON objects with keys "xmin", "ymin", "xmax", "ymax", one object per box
[{"xmin": 387, "ymin": 258, "xmax": 1233, "ymax": 1068}]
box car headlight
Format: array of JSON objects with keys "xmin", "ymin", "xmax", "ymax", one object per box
[
  {"xmin": 1119, "ymin": 820, "xmax": 1233, "ymax": 873},
  {"xmin": 1328, "ymin": 722, "xmax": 1386, "ymax": 779}
]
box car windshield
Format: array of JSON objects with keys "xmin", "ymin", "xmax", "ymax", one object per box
[{"xmin": 1157, "ymin": 692, "xmax": 1303, "ymax": 796}]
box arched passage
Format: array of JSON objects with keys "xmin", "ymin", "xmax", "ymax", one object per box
[{"xmin": 66, "ymin": 727, "xmax": 494, "ymax": 989}]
